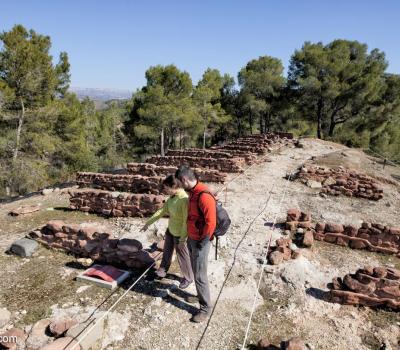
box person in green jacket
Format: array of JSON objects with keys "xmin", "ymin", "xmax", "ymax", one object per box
[{"xmin": 141, "ymin": 174, "xmax": 194, "ymax": 289}]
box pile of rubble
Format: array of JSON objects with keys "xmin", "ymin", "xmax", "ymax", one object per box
[
  {"xmin": 146, "ymin": 155, "xmax": 246, "ymax": 173},
  {"xmin": 267, "ymin": 238, "xmax": 301, "ymax": 265},
  {"xmin": 314, "ymin": 221, "xmax": 400, "ymax": 257},
  {"xmin": 295, "ymin": 165, "xmax": 384, "ymax": 200},
  {"xmin": 69, "ymin": 189, "xmax": 164, "ymax": 217},
  {"xmin": 76, "ymin": 172, "xmax": 165, "ymax": 194},
  {"xmin": 285, "ymin": 209, "xmax": 314, "ymax": 247},
  {"xmin": 258, "ymin": 336, "xmax": 306, "ymax": 350},
  {"xmin": 127, "ymin": 162, "xmax": 227, "ymax": 183},
  {"xmin": 30, "ymin": 220, "xmax": 163, "ymax": 269},
  {"xmin": 328, "ymin": 266, "xmax": 400, "ymax": 310}
]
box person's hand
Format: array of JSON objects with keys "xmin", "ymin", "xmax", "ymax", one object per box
[
  {"xmin": 140, "ymin": 224, "xmax": 149, "ymax": 232},
  {"xmin": 196, "ymin": 236, "xmax": 210, "ymax": 249}
]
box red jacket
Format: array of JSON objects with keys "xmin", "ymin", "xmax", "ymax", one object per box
[{"xmin": 187, "ymin": 181, "xmax": 217, "ymax": 241}]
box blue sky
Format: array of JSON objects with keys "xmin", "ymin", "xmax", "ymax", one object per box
[{"xmin": 1, "ymin": 0, "xmax": 399, "ymax": 90}]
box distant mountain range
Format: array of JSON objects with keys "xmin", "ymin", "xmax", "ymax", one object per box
[{"xmin": 70, "ymin": 87, "xmax": 133, "ymax": 101}]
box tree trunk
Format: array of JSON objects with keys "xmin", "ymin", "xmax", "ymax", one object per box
[
  {"xmin": 203, "ymin": 123, "xmax": 206, "ymax": 149},
  {"xmin": 13, "ymin": 97, "xmax": 25, "ymax": 160},
  {"xmin": 249, "ymin": 113, "xmax": 253, "ymax": 134},
  {"xmin": 160, "ymin": 127, "xmax": 165, "ymax": 156},
  {"xmin": 317, "ymin": 98, "xmax": 323, "ymax": 139},
  {"xmin": 179, "ymin": 129, "xmax": 182, "ymax": 150},
  {"xmin": 259, "ymin": 115, "xmax": 264, "ymax": 134},
  {"xmin": 264, "ymin": 112, "xmax": 270, "ymax": 133},
  {"xmin": 328, "ymin": 120, "xmax": 336, "ymax": 137}
]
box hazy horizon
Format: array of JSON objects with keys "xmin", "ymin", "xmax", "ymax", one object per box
[{"xmin": 2, "ymin": 0, "xmax": 400, "ymax": 90}]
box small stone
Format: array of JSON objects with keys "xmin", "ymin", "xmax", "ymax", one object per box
[
  {"xmin": 296, "ymin": 228, "xmax": 304, "ymax": 234},
  {"xmin": 42, "ymin": 188, "xmax": 54, "ymax": 195},
  {"xmin": 306, "ymin": 180, "xmax": 322, "ymax": 189},
  {"xmin": 268, "ymin": 251, "xmax": 283, "ymax": 265}
]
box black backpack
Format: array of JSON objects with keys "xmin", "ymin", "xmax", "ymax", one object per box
[{"xmin": 197, "ymin": 191, "xmax": 231, "ymax": 260}]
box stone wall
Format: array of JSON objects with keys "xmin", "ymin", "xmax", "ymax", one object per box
[
  {"xmin": 206, "ymin": 149, "xmax": 258, "ymax": 164},
  {"xmin": 166, "ymin": 148, "xmax": 234, "ymax": 159},
  {"xmin": 314, "ymin": 221, "xmax": 400, "ymax": 256},
  {"xmin": 211, "ymin": 144, "xmax": 266, "ymax": 155},
  {"xmin": 69, "ymin": 188, "xmax": 164, "ymax": 217},
  {"xmin": 29, "ymin": 220, "xmax": 163, "ymax": 269},
  {"xmin": 284, "ymin": 209, "xmax": 400, "ymax": 257},
  {"xmin": 76, "ymin": 172, "xmax": 164, "ymax": 194},
  {"xmin": 127, "ymin": 163, "xmax": 227, "ymax": 183},
  {"xmin": 328, "ymin": 266, "xmax": 400, "ymax": 310},
  {"xmin": 146, "ymin": 155, "xmax": 245, "ymax": 173},
  {"xmin": 295, "ymin": 165, "xmax": 384, "ymax": 200}
]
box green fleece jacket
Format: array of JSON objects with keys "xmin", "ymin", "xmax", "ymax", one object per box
[{"xmin": 146, "ymin": 189, "xmax": 188, "ymax": 240}]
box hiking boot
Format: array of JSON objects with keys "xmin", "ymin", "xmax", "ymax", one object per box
[
  {"xmin": 185, "ymin": 295, "xmax": 199, "ymax": 304},
  {"xmin": 191, "ymin": 310, "xmax": 210, "ymax": 323},
  {"xmin": 155, "ymin": 268, "xmax": 167, "ymax": 278},
  {"xmin": 179, "ymin": 279, "xmax": 192, "ymax": 289}
]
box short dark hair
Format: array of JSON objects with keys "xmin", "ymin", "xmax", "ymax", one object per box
[
  {"xmin": 175, "ymin": 165, "xmax": 197, "ymax": 181},
  {"xmin": 162, "ymin": 175, "xmax": 180, "ymax": 189}
]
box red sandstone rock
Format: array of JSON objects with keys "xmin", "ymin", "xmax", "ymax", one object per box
[
  {"xmin": 315, "ymin": 222, "xmax": 325, "ymax": 232},
  {"xmin": 49, "ymin": 319, "xmax": 78, "ymax": 337},
  {"xmin": 287, "ymin": 208, "xmax": 301, "ymax": 222},
  {"xmin": 303, "ymin": 230, "xmax": 314, "ymax": 247},
  {"xmin": 325, "ymin": 223, "xmax": 344, "ymax": 233},
  {"xmin": 328, "ymin": 266, "xmax": 400, "ymax": 310}
]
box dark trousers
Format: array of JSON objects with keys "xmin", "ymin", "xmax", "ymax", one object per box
[
  {"xmin": 160, "ymin": 230, "xmax": 194, "ymax": 283},
  {"xmin": 187, "ymin": 237, "xmax": 212, "ymax": 313}
]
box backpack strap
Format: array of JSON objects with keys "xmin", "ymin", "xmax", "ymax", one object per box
[{"xmin": 196, "ymin": 190, "xmax": 216, "ymax": 219}]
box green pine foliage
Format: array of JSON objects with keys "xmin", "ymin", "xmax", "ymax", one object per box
[{"xmin": 1, "ymin": 25, "xmax": 399, "ymax": 197}]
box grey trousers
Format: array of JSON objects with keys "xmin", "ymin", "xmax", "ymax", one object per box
[
  {"xmin": 187, "ymin": 237, "xmax": 212, "ymax": 313},
  {"xmin": 160, "ymin": 230, "xmax": 194, "ymax": 283}
]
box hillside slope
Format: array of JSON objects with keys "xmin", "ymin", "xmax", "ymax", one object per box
[{"xmin": 0, "ymin": 138, "xmax": 399, "ymax": 349}]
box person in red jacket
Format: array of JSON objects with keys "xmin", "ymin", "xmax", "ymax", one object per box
[{"xmin": 175, "ymin": 165, "xmax": 216, "ymax": 323}]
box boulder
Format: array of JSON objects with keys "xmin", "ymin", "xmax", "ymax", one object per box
[{"xmin": 10, "ymin": 238, "xmax": 38, "ymax": 257}]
